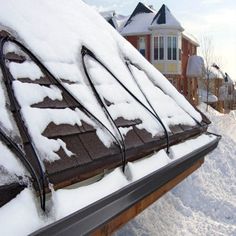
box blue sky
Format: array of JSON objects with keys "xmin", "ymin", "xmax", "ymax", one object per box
[{"xmin": 84, "ymin": 0, "xmax": 236, "ymax": 80}]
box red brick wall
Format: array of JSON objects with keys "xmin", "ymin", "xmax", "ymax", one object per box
[
  {"xmin": 181, "ymin": 38, "xmax": 197, "ymax": 96},
  {"xmin": 125, "ymin": 36, "xmax": 138, "ymax": 48},
  {"xmin": 125, "ymin": 35, "xmax": 151, "ymax": 61}
]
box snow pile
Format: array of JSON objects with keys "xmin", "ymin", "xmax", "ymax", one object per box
[
  {"xmin": 116, "ymin": 104, "xmax": 236, "ymax": 236},
  {"xmin": 0, "ymin": 189, "xmax": 51, "ymax": 236},
  {"xmin": 198, "ymin": 88, "xmax": 218, "ymax": 103},
  {"xmin": 186, "ymin": 55, "xmax": 204, "ymax": 77}
]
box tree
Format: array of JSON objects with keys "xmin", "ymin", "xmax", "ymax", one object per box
[{"xmin": 200, "ymin": 36, "xmax": 215, "ymax": 111}]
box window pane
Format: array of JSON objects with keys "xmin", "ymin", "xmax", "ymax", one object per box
[
  {"xmin": 159, "ymin": 36, "xmax": 164, "ymax": 60},
  {"xmin": 167, "ymin": 36, "xmax": 172, "ymax": 60},
  {"xmin": 139, "ymin": 37, "xmax": 146, "ymax": 58},
  {"xmin": 154, "ymin": 37, "xmax": 158, "ymax": 60},
  {"xmin": 140, "ymin": 49, "xmax": 146, "ymax": 57},
  {"xmin": 173, "ymin": 37, "xmax": 177, "ymax": 60}
]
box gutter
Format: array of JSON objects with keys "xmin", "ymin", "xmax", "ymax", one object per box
[{"xmin": 31, "ymin": 133, "xmax": 220, "ymax": 236}]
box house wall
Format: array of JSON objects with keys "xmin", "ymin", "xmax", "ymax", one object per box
[
  {"xmin": 125, "ymin": 35, "xmax": 198, "ymax": 98},
  {"xmin": 125, "ymin": 35, "xmax": 151, "ymax": 61}
]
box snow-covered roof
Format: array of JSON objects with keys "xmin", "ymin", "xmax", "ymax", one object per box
[
  {"xmin": 121, "ymin": 12, "xmax": 156, "ymax": 35},
  {"xmin": 182, "ymin": 31, "xmax": 199, "ymax": 46},
  {"xmin": 0, "ymin": 1, "xmax": 219, "ymax": 234},
  {"xmin": 121, "ymin": 2, "xmax": 156, "ymax": 35},
  {"xmin": 121, "ymin": 3, "xmax": 186, "ymax": 35},
  {"xmin": 209, "ymin": 67, "xmax": 224, "ymax": 80},
  {"xmin": 100, "ymin": 11, "xmax": 129, "ymax": 31},
  {"xmin": 187, "ymin": 55, "xmax": 204, "ymax": 77},
  {"xmin": 124, "ymin": 2, "xmax": 155, "ymax": 27},
  {"xmin": 150, "ymin": 4, "xmax": 183, "ymax": 31}
]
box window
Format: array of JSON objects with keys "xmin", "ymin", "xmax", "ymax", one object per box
[
  {"xmin": 167, "ymin": 36, "xmax": 177, "ymax": 60},
  {"xmin": 167, "ymin": 36, "xmax": 172, "ymax": 60},
  {"xmin": 159, "ymin": 36, "xmax": 164, "ymax": 60},
  {"xmin": 173, "ymin": 37, "xmax": 177, "ymax": 60},
  {"xmin": 154, "ymin": 37, "xmax": 158, "ymax": 60},
  {"xmin": 139, "ymin": 37, "xmax": 146, "ymax": 57},
  {"xmin": 154, "ymin": 36, "xmax": 164, "ymax": 60}
]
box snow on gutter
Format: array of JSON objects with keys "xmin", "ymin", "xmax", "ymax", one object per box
[{"xmin": 31, "ymin": 133, "xmax": 220, "ymax": 236}]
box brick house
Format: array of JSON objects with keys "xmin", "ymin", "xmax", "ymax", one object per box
[{"xmin": 105, "ymin": 2, "xmax": 199, "ymax": 103}]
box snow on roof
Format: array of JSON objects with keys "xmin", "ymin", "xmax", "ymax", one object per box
[
  {"xmin": 100, "ymin": 10, "xmax": 115, "ymax": 19},
  {"xmin": 151, "ymin": 4, "xmax": 183, "ymax": 31},
  {"xmin": 209, "ymin": 67, "xmax": 224, "ymax": 80},
  {"xmin": 187, "ymin": 55, "xmax": 204, "ymax": 77},
  {"xmin": 124, "ymin": 2, "xmax": 155, "ymax": 28},
  {"xmin": 100, "ymin": 11, "xmax": 129, "ymax": 31},
  {"xmin": 0, "ymin": 1, "xmax": 219, "ymax": 234},
  {"xmin": 0, "ymin": 0, "xmax": 202, "ymax": 160},
  {"xmin": 121, "ymin": 12, "xmax": 155, "ymax": 35},
  {"xmin": 182, "ymin": 31, "xmax": 199, "ymax": 46}
]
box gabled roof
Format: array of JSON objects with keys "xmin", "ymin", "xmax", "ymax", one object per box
[
  {"xmin": 182, "ymin": 31, "xmax": 199, "ymax": 46},
  {"xmin": 121, "ymin": 3, "xmax": 185, "ymax": 35},
  {"xmin": 124, "ymin": 2, "xmax": 155, "ymax": 27},
  {"xmin": 121, "ymin": 12, "xmax": 155, "ymax": 35},
  {"xmin": 151, "ymin": 4, "xmax": 183, "ymax": 30}
]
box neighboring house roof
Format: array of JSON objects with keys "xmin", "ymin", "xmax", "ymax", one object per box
[
  {"xmin": 182, "ymin": 31, "xmax": 199, "ymax": 46},
  {"xmin": 101, "ymin": 10, "xmax": 128, "ymax": 31},
  {"xmin": 120, "ymin": 2, "xmax": 156, "ymax": 35},
  {"xmin": 150, "ymin": 4, "xmax": 183, "ymax": 31},
  {"xmin": 121, "ymin": 12, "xmax": 155, "ymax": 35},
  {"xmin": 209, "ymin": 67, "xmax": 224, "ymax": 79},
  {"xmin": 0, "ymin": 0, "xmax": 219, "ymax": 234},
  {"xmin": 124, "ymin": 2, "xmax": 155, "ymax": 27},
  {"xmin": 121, "ymin": 3, "xmax": 185, "ymax": 35}
]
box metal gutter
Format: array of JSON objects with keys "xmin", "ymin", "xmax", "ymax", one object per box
[{"xmin": 31, "ymin": 134, "xmax": 220, "ymax": 236}]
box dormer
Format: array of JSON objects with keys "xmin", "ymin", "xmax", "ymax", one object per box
[{"xmin": 149, "ymin": 5, "xmax": 184, "ymax": 75}]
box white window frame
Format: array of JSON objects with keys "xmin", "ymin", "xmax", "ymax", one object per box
[
  {"xmin": 167, "ymin": 36, "xmax": 178, "ymax": 61},
  {"xmin": 138, "ymin": 36, "xmax": 146, "ymax": 57},
  {"xmin": 153, "ymin": 36, "xmax": 165, "ymax": 61}
]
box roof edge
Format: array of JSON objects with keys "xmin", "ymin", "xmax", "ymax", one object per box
[
  {"xmin": 31, "ymin": 133, "xmax": 220, "ymax": 236},
  {"xmin": 182, "ymin": 32, "xmax": 199, "ymax": 46}
]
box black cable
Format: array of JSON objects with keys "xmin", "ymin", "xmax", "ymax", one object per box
[
  {"xmin": 126, "ymin": 60, "xmax": 203, "ymax": 127},
  {"xmin": 1, "ymin": 36, "xmax": 126, "ymax": 204},
  {"xmin": 0, "ymin": 126, "xmax": 45, "ymax": 210},
  {"xmin": 6, "ymin": 37, "xmax": 122, "ymax": 149},
  {"xmin": 125, "ymin": 61, "xmax": 170, "ymax": 153},
  {"xmin": 0, "ymin": 37, "xmax": 47, "ymax": 211},
  {"xmin": 81, "ymin": 46, "xmax": 170, "ymax": 154},
  {"xmin": 81, "ymin": 47, "xmax": 127, "ymax": 171}
]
